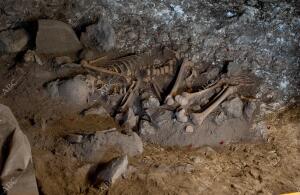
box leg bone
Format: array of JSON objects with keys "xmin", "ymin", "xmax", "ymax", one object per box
[{"xmin": 191, "ymin": 86, "xmax": 238, "ymax": 126}]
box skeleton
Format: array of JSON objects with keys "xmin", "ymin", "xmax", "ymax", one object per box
[{"xmin": 80, "ymin": 49, "xmax": 179, "ymax": 112}]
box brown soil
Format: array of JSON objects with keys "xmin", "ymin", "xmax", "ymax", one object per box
[{"xmin": 30, "ymin": 105, "xmax": 300, "ymax": 195}]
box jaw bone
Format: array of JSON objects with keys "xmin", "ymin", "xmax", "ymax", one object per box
[{"xmin": 190, "ymin": 86, "xmax": 238, "ymax": 126}]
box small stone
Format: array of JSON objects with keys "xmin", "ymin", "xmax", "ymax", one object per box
[
  {"xmin": 139, "ymin": 120, "xmax": 156, "ymax": 135},
  {"xmin": 36, "ymin": 19, "xmax": 82, "ymax": 55},
  {"xmin": 142, "ymin": 96, "xmax": 160, "ymax": 109},
  {"xmin": 66, "ymin": 134, "xmax": 83, "ymax": 144},
  {"xmin": 0, "ymin": 28, "xmax": 29, "ymax": 53},
  {"xmin": 227, "ymin": 62, "xmax": 241, "ymax": 76},
  {"xmin": 214, "ymin": 111, "xmax": 227, "ymax": 125},
  {"xmin": 80, "ymin": 19, "xmax": 115, "ymax": 52},
  {"xmin": 95, "ymin": 155, "xmax": 128, "ymax": 186},
  {"xmin": 123, "ymin": 108, "xmax": 138, "ymax": 128},
  {"xmin": 222, "ymin": 97, "xmax": 244, "ymax": 118},
  {"xmin": 185, "ymin": 125, "xmax": 194, "ymax": 133},
  {"xmin": 244, "ymin": 101, "xmax": 256, "ymax": 121},
  {"xmin": 176, "ymin": 109, "xmax": 188, "ymax": 123},
  {"xmin": 190, "ymin": 156, "xmax": 202, "ymax": 164}
]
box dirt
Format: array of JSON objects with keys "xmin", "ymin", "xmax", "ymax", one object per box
[{"xmin": 29, "ymin": 104, "xmax": 299, "ymax": 195}]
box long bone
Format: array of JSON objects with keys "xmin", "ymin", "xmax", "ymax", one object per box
[
  {"xmin": 119, "ymin": 80, "xmax": 141, "ymax": 112},
  {"xmin": 165, "ymin": 59, "xmax": 193, "ymax": 104},
  {"xmin": 190, "ymin": 86, "xmax": 238, "ymax": 126},
  {"xmin": 177, "ymin": 73, "xmax": 254, "ymax": 107}
]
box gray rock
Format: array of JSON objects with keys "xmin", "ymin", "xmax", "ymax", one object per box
[
  {"xmin": 80, "ymin": 19, "xmax": 115, "ymax": 52},
  {"xmin": 36, "ymin": 20, "xmax": 82, "ymax": 55},
  {"xmin": 222, "ymin": 97, "xmax": 244, "ymax": 118},
  {"xmin": 142, "ymin": 96, "xmax": 160, "ymax": 109},
  {"xmin": 0, "ymin": 28, "xmax": 29, "ymax": 54},
  {"xmin": 74, "ymin": 131, "xmax": 143, "ymax": 162},
  {"xmin": 122, "ymin": 108, "xmax": 138, "ymax": 128},
  {"xmin": 214, "ymin": 111, "xmax": 227, "ymax": 125},
  {"xmin": 46, "ymin": 75, "xmax": 91, "ymax": 106},
  {"xmin": 95, "ymin": 155, "xmax": 128, "ymax": 185},
  {"xmin": 227, "ymin": 62, "xmax": 241, "ymax": 76},
  {"xmin": 139, "ymin": 120, "xmax": 156, "ymax": 136},
  {"xmin": 58, "ymin": 75, "xmax": 90, "ymax": 106},
  {"xmin": 244, "ymin": 101, "xmax": 257, "ymax": 121}
]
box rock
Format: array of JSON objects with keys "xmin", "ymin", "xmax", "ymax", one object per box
[
  {"xmin": 46, "ymin": 75, "xmax": 91, "ymax": 106},
  {"xmin": 205, "ymin": 67, "xmax": 220, "ymax": 81},
  {"xmin": 244, "ymin": 101, "xmax": 256, "ymax": 121},
  {"xmin": 222, "ymin": 97, "xmax": 244, "ymax": 118},
  {"xmin": 36, "ymin": 19, "xmax": 82, "ymax": 55},
  {"xmin": 185, "ymin": 125, "xmax": 194, "ymax": 133},
  {"xmin": 227, "ymin": 62, "xmax": 241, "ymax": 76},
  {"xmin": 142, "ymin": 96, "xmax": 160, "ymax": 109},
  {"xmin": 58, "ymin": 75, "xmax": 90, "ymax": 106},
  {"xmin": 214, "ymin": 111, "xmax": 227, "ymax": 125},
  {"xmin": 190, "ymin": 156, "xmax": 202, "ymax": 164},
  {"xmin": 176, "ymin": 109, "xmax": 188, "ymax": 123},
  {"xmin": 139, "ymin": 120, "xmax": 156, "ymax": 136},
  {"xmin": 65, "ymin": 134, "xmax": 83, "ymax": 144},
  {"xmin": 74, "ymin": 131, "xmax": 143, "ymax": 162},
  {"xmin": 83, "ymin": 106, "xmax": 109, "ymax": 116},
  {"xmin": 122, "ymin": 108, "xmax": 138, "ymax": 128},
  {"xmin": 80, "ymin": 19, "xmax": 115, "ymax": 52},
  {"xmin": 95, "ymin": 155, "xmax": 128, "ymax": 186},
  {"xmin": 0, "ymin": 28, "xmax": 29, "ymax": 54}
]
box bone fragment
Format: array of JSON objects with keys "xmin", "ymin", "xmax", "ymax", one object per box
[
  {"xmin": 191, "ymin": 86, "xmax": 238, "ymax": 126},
  {"xmin": 176, "ymin": 109, "xmax": 188, "ymax": 123},
  {"xmin": 120, "ymin": 80, "xmax": 141, "ymax": 111},
  {"xmin": 175, "ymin": 95, "xmax": 188, "ymax": 106}
]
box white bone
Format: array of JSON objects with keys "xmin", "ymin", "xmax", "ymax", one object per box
[
  {"xmin": 176, "ymin": 109, "xmax": 188, "ymax": 123},
  {"xmin": 191, "ymin": 86, "xmax": 238, "ymax": 126}
]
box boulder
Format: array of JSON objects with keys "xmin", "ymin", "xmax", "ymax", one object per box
[
  {"xmin": 0, "ymin": 28, "xmax": 29, "ymax": 54},
  {"xmin": 36, "ymin": 20, "xmax": 82, "ymax": 55},
  {"xmin": 80, "ymin": 19, "xmax": 115, "ymax": 52}
]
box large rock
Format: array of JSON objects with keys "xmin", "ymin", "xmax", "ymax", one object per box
[
  {"xmin": 222, "ymin": 97, "xmax": 244, "ymax": 118},
  {"xmin": 46, "ymin": 75, "xmax": 91, "ymax": 106},
  {"xmin": 73, "ymin": 130, "xmax": 143, "ymax": 162},
  {"xmin": 80, "ymin": 19, "xmax": 115, "ymax": 52},
  {"xmin": 0, "ymin": 28, "xmax": 29, "ymax": 54},
  {"xmin": 94, "ymin": 155, "xmax": 128, "ymax": 186},
  {"xmin": 36, "ymin": 20, "xmax": 82, "ymax": 55}
]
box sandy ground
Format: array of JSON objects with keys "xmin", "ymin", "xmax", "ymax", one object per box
[{"xmin": 30, "ymin": 104, "xmax": 299, "ymax": 195}]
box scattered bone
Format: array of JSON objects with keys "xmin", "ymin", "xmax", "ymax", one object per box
[
  {"xmin": 120, "ymin": 80, "xmax": 141, "ymax": 112},
  {"xmin": 191, "ymin": 86, "xmax": 238, "ymax": 126},
  {"xmin": 175, "ymin": 95, "xmax": 188, "ymax": 106},
  {"xmin": 65, "ymin": 134, "xmax": 83, "ymax": 144},
  {"xmin": 24, "ymin": 50, "xmax": 42, "ymax": 65},
  {"xmin": 185, "ymin": 125, "xmax": 194, "ymax": 133},
  {"xmin": 176, "ymin": 109, "xmax": 188, "ymax": 123},
  {"xmin": 165, "ymin": 95, "xmax": 175, "ymax": 106}
]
